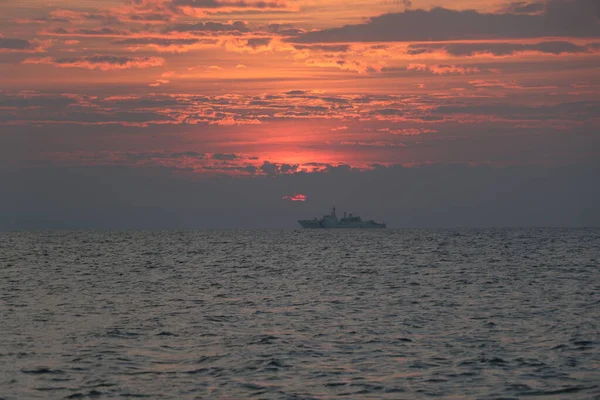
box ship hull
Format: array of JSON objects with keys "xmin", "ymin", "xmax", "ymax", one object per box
[
  {"xmin": 298, "ymin": 220, "xmax": 386, "ymax": 229},
  {"xmin": 298, "ymin": 220, "xmax": 322, "ymax": 229}
]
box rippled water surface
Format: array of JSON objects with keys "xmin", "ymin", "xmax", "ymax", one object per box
[{"xmin": 1, "ymin": 229, "xmax": 599, "ymax": 399}]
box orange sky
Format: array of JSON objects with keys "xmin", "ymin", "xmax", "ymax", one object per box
[{"xmin": 1, "ymin": 0, "xmax": 599, "ymax": 175}]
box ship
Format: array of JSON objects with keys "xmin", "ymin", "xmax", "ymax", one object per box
[{"xmin": 298, "ymin": 207, "xmax": 386, "ymax": 229}]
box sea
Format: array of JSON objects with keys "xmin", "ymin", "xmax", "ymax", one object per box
[{"xmin": 0, "ymin": 229, "xmax": 599, "ymax": 400}]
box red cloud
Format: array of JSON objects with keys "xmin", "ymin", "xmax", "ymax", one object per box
[
  {"xmin": 282, "ymin": 193, "xmax": 307, "ymax": 202},
  {"xmin": 22, "ymin": 55, "xmax": 165, "ymax": 71},
  {"xmin": 171, "ymin": 0, "xmax": 293, "ymax": 16},
  {"xmin": 116, "ymin": 0, "xmax": 295, "ymax": 20},
  {"xmin": 407, "ymin": 63, "xmax": 481, "ymax": 75}
]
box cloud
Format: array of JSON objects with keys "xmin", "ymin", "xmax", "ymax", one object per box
[
  {"xmin": 500, "ymin": 1, "xmax": 546, "ymax": 14},
  {"xmin": 36, "ymin": 4, "xmax": 175, "ymax": 25},
  {"xmin": 261, "ymin": 161, "xmax": 299, "ymax": 176},
  {"xmin": 290, "ymin": 0, "xmax": 600, "ymax": 43},
  {"xmin": 265, "ymin": 23, "xmax": 305, "ymax": 36},
  {"xmin": 430, "ymin": 101, "xmax": 600, "ymax": 120},
  {"xmin": 378, "ymin": 128, "xmax": 437, "ymax": 135},
  {"xmin": 22, "ymin": 55, "xmax": 165, "ymax": 71},
  {"xmin": 467, "ymin": 80, "xmax": 557, "ymax": 90},
  {"xmin": 163, "ymin": 20, "xmax": 250, "ymax": 34},
  {"xmin": 172, "ymin": 0, "xmax": 290, "ymax": 10},
  {"xmin": 149, "ymin": 79, "xmax": 170, "ymax": 86},
  {"xmin": 293, "ymin": 44, "xmax": 351, "ymax": 53},
  {"xmin": 46, "ymin": 9, "xmax": 121, "ymax": 24},
  {"xmin": 167, "ymin": 0, "xmax": 294, "ymax": 16},
  {"xmin": 122, "ymin": 12, "xmax": 176, "ymax": 24},
  {"xmin": 0, "ymin": 92, "xmax": 84, "ymax": 109},
  {"xmin": 1, "ymin": 38, "xmax": 35, "ymax": 51},
  {"xmin": 14, "ymin": 9, "xmax": 123, "ymax": 24},
  {"xmin": 222, "ymin": 37, "xmax": 281, "ymax": 53},
  {"xmin": 112, "ymin": 37, "xmax": 218, "ymax": 52},
  {"xmin": 0, "ymin": 37, "xmax": 50, "ymax": 53},
  {"xmin": 339, "ymin": 141, "xmax": 406, "ymax": 148},
  {"xmin": 106, "ymin": 0, "xmax": 295, "ymax": 24},
  {"xmin": 285, "ymin": 90, "xmax": 308, "ymax": 96},
  {"xmin": 304, "ymin": 58, "xmax": 383, "ymax": 74},
  {"xmin": 209, "ymin": 115, "xmax": 262, "ymax": 125},
  {"xmin": 2, "ymin": 90, "xmax": 598, "ymax": 131},
  {"xmin": 406, "ymin": 63, "xmax": 481, "ymax": 75},
  {"xmin": 111, "ymin": 151, "xmax": 206, "ymax": 163},
  {"xmin": 331, "ymin": 126, "xmax": 349, "ymax": 131},
  {"xmin": 43, "ymin": 27, "xmax": 131, "ymax": 37},
  {"xmin": 246, "ymin": 37, "xmax": 271, "ymax": 49},
  {"xmin": 407, "ymin": 41, "xmax": 592, "ymax": 57},
  {"xmin": 212, "ymin": 153, "xmax": 241, "ymax": 160},
  {"xmin": 14, "ymin": 16, "xmax": 73, "ymax": 24}
]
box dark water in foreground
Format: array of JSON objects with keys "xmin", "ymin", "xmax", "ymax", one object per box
[{"xmin": 1, "ymin": 229, "xmax": 599, "ymax": 400}]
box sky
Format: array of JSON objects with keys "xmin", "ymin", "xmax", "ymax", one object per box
[{"xmin": 1, "ymin": 0, "xmax": 599, "ymax": 229}]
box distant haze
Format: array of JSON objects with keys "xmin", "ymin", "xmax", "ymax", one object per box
[{"xmin": 2, "ymin": 163, "xmax": 598, "ymax": 229}]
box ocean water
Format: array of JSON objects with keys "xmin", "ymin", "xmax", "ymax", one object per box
[{"xmin": 0, "ymin": 229, "xmax": 599, "ymax": 400}]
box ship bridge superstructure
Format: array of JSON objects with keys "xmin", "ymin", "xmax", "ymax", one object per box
[{"xmin": 298, "ymin": 206, "xmax": 386, "ymax": 229}]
